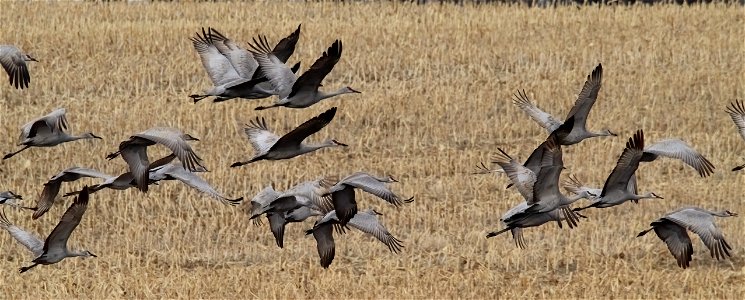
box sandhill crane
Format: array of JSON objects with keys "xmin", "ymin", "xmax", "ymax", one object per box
[
  {"xmin": 27, "ymin": 167, "xmax": 113, "ymax": 220},
  {"xmin": 0, "ymin": 191, "xmax": 23, "ymax": 208},
  {"xmin": 502, "ymin": 137, "xmax": 590, "ymax": 223},
  {"xmin": 148, "ymin": 162, "xmax": 242, "ymax": 206},
  {"xmin": 562, "ymin": 173, "xmax": 638, "ymax": 202},
  {"xmin": 248, "ymin": 178, "xmax": 335, "ymax": 248},
  {"xmin": 639, "ymin": 138, "xmax": 715, "ymax": 177},
  {"xmin": 249, "ymin": 38, "xmax": 360, "ymax": 110},
  {"xmin": 322, "ymin": 172, "xmax": 413, "ymax": 227},
  {"xmin": 305, "ymin": 208, "xmax": 403, "ymax": 269},
  {"xmin": 230, "ymin": 107, "xmax": 347, "ymax": 167},
  {"xmin": 3, "ymin": 108, "xmax": 102, "ymax": 160},
  {"xmin": 0, "ymin": 45, "xmax": 37, "ymax": 89},
  {"xmin": 106, "ymin": 127, "xmax": 206, "ymax": 193},
  {"xmin": 474, "ymin": 117, "xmax": 576, "ymax": 190},
  {"xmin": 574, "ymin": 130, "xmax": 664, "ymax": 212},
  {"xmin": 637, "ymin": 207, "xmax": 737, "ymax": 269},
  {"xmin": 513, "ymin": 64, "xmax": 616, "ymax": 145},
  {"xmin": 8, "ymin": 186, "xmax": 96, "ymax": 273},
  {"xmin": 724, "ymin": 99, "xmax": 745, "ymax": 171},
  {"xmin": 64, "ymin": 154, "xmax": 178, "ymax": 197},
  {"xmin": 189, "ymin": 26, "xmax": 302, "ymax": 103},
  {"xmin": 206, "ymin": 25, "xmax": 301, "ymax": 102},
  {"xmin": 486, "ymin": 202, "xmax": 589, "ymax": 249}
]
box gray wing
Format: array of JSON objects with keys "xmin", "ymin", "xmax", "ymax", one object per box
[
  {"xmin": 725, "ymin": 99, "xmax": 745, "ymax": 143},
  {"xmin": 267, "ymin": 212, "xmax": 287, "ymax": 248},
  {"xmin": 43, "ymin": 187, "xmax": 90, "ymax": 254},
  {"xmin": 643, "ymin": 139, "xmax": 715, "ymax": 177},
  {"xmin": 0, "ymin": 45, "xmax": 31, "ymax": 89},
  {"xmin": 190, "ymin": 28, "xmax": 242, "ymax": 86},
  {"xmin": 0, "ymin": 209, "xmax": 44, "ymax": 257},
  {"xmin": 159, "ymin": 164, "xmax": 242, "ymax": 206},
  {"xmin": 600, "ymin": 130, "xmax": 644, "ymax": 196},
  {"xmin": 664, "ymin": 209, "xmax": 732, "ymax": 261},
  {"xmin": 247, "ymin": 35, "xmax": 296, "ymax": 97},
  {"xmin": 208, "ymin": 28, "xmax": 258, "ymax": 79},
  {"xmin": 242, "ymin": 117, "xmax": 279, "ymax": 156},
  {"xmin": 120, "ymin": 143, "xmax": 150, "ymax": 192},
  {"xmin": 563, "ymin": 64, "xmax": 603, "ymax": 130},
  {"xmin": 336, "ymin": 172, "xmax": 405, "ymax": 206},
  {"xmin": 346, "ymin": 210, "xmax": 403, "ymax": 253},
  {"xmin": 311, "ymin": 222, "xmax": 335, "ymax": 269},
  {"xmin": 562, "ymin": 174, "xmax": 601, "ymax": 199},
  {"xmin": 492, "ymin": 148, "xmax": 536, "ymax": 203},
  {"xmin": 651, "ymin": 219, "xmax": 694, "ymax": 269},
  {"xmin": 19, "ymin": 108, "xmax": 68, "ymax": 141},
  {"xmin": 135, "ymin": 127, "xmax": 205, "ymax": 172},
  {"xmin": 512, "ymin": 90, "xmax": 562, "ymax": 133},
  {"xmin": 31, "ymin": 179, "xmax": 63, "ymax": 220}
]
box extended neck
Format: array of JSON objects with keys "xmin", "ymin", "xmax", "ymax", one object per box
[
  {"xmin": 70, "ymin": 250, "xmax": 89, "ymax": 257},
  {"xmin": 562, "ymin": 192, "xmax": 589, "ymax": 206},
  {"xmin": 631, "ymin": 192, "xmax": 657, "ymax": 201},
  {"xmin": 317, "ymin": 87, "xmax": 354, "ymax": 101},
  {"xmin": 300, "ymin": 141, "xmax": 337, "ymax": 155}
]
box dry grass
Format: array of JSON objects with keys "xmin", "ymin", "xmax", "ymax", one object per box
[{"xmin": 0, "ymin": 1, "xmax": 743, "ymax": 298}]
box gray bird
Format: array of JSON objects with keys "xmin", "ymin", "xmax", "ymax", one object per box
[
  {"xmin": 637, "ymin": 207, "xmax": 737, "ymax": 269},
  {"xmin": 12, "ymin": 186, "xmax": 97, "ymax": 273},
  {"xmin": 0, "ymin": 44, "xmax": 37, "ymax": 89}
]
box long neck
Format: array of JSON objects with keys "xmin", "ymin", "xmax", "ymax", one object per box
[
  {"xmin": 631, "ymin": 192, "xmax": 656, "ymax": 201},
  {"xmin": 299, "ymin": 141, "xmax": 335, "ymax": 155},
  {"xmin": 317, "ymin": 87, "xmax": 351, "ymax": 101},
  {"xmin": 66, "ymin": 133, "xmax": 94, "ymax": 142},
  {"xmin": 589, "ymin": 130, "xmax": 611, "ymax": 138},
  {"xmin": 70, "ymin": 250, "xmax": 89, "ymax": 257},
  {"xmin": 562, "ymin": 193, "xmax": 588, "ymax": 205}
]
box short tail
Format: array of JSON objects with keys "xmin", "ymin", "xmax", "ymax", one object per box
[
  {"xmin": 486, "ymin": 227, "xmax": 512, "ymax": 238},
  {"xmin": 637, "ymin": 228, "xmax": 653, "ymax": 237},
  {"xmin": 190, "ymin": 94, "xmax": 208, "ymax": 103}
]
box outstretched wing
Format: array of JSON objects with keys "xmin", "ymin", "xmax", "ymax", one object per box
[
  {"xmin": 0, "ymin": 209, "xmax": 45, "ymax": 257},
  {"xmin": 272, "ymin": 107, "xmax": 337, "ymax": 150},
  {"xmin": 512, "ymin": 89, "xmax": 562, "ymax": 133},
  {"xmin": 288, "ymin": 40, "xmax": 343, "ymax": 99},
  {"xmin": 563, "ymin": 63, "xmax": 603, "ymax": 130},
  {"xmin": 642, "ymin": 139, "xmax": 715, "ymax": 177},
  {"xmin": 43, "ymin": 186, "xmax": 90, "ymax": 254},
  {"xmin": 242, "ymin": 117, "xmax": 279, "ymax": 155},
  {"xmin": 346, "ymin": 210, "xmax": 403, "ymax": 254}
]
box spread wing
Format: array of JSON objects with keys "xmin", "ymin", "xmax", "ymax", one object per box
[
  {"xmin": 43, "ymin": 187, "xmax": 90, "ymax": 254},
  {"xmin": 512, "ymin": 89, "xmax": 562, "ymax": 133},
  {"xmin": 242, "ymin": 117, "xmax": 279, "ymax": 155},
  {"xmin": 134, "ymin": 127, "xmax": 205, "ymax": 173},
  {"xmin": 158, "ymin": 164, "xmax": 242, "ymax": 206},
  {"xmin": 191, "ymin": 28, "xmax": 241, "ymax": 86},
  {"xmin": 563, "ymin": 63, "xmax": 603, "ymax": 130},
  {"xmin": 0, "ymin": 209, "xmax": 44, "ymax": 257},
  {"xmin": 643, "ymin": 139, "xmax": 715, "ymax": 177},
  {"xmin": 725, "ymin": 99, "xmax": 745, "ymax": 143},
  {"xmin": 0, "ymin": 45, "xmax": 31, "ymax": 89},
  {"xmin": 347, "ymin": 210, "xmax": 403, "ymax": 253},
  {"xmin": 600, "ymin": 130, "xmax": 644, "ymax": 196},
  {"xmin": 288, "ymin": 40, "xmax": 343, "ymax": 99},
  {"xmin": 664, "ymin": 209, "xmax": 732, "ymax": 261},
  {"xmin": 248, "ymin": 35, "xmax": 296, "ymax": 97},
  {"xmin": 492, "ymin": 148, "xmax": 536, "ymax": 203},
  {"xmin": 208, "ymin": 28, "xmax": 258, "ymax": 79},
  {"xmin": 337, "ymin": 172, "xmax": 405, "ymax": 206},
  {"xmin": 272, "ymin": 107, "xmax": 336, "ymax": 150}
]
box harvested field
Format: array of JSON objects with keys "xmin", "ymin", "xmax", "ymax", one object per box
[{"xmin": 0, "ymin": 1, "xmax": 743, "ymax": 298}]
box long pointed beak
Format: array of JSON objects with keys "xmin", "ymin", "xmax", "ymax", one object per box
[
  {"xmin": 609, "ymin": 130, "xmax": 618, "ymax": 136},
  {"xmin": 332, "ymin": 140, "xmax": 348, "ymax": 147},
  {"xmin": 89, "ymin": 252, "xmax": 98, "ymax": 258},
  {"xmin": 29, "ymin": 58, "xmax": 38, "ymax": 62},
  {"xmin": 348, "ymin": 87, "xmax": 361, "ymax": 94},
  {"xmin": 91, "ymin": 133, "xmax": 103, "ymax": 140},
  {"xmin": 389, "ymin": 175, "xmax": 399, "ymax": 183}
]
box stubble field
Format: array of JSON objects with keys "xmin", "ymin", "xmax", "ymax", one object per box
[{"xmin": 0, "ymin": 1, "xmax": 743, "ymax": 299}]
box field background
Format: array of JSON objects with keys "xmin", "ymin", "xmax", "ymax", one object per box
[{"xmin": 0, "ymin": 1, "xmax": 743, "ymax": 298}]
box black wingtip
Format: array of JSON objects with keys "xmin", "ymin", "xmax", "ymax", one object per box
[
  {"xmin": 230, "ymin": 162, "xmax": 244, "ymax": 168},
  {"xmin": 732, "ymin": 165, "xmax": 744, "ymax": 171}
]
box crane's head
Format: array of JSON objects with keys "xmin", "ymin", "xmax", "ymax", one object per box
[{"xmin": 725, "ymin": 210, "xmax": 738, "ymax": 217}]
